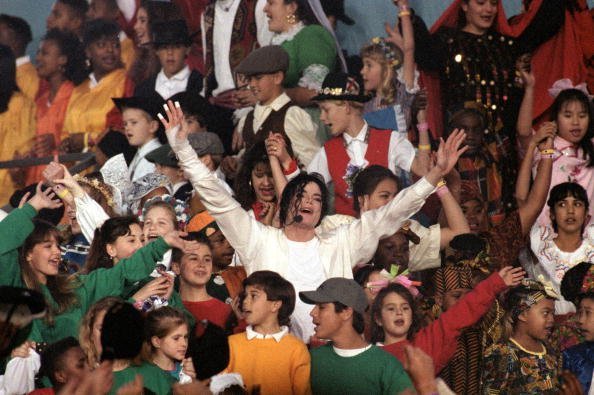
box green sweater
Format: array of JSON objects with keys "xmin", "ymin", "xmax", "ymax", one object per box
[
  {"xmin": 310, "ymin": 344, "xmax": 414, "ymax": 395},
  {"xmin": 110, "ymin": 361, "xmax": 174, "ymax": 395},
  {"xmin": 0, "ymin": 204, "xmax": 171, "ymax": 343}
]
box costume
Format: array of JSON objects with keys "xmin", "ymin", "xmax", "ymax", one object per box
[
  {"xmin": 479, "ymin": 210, "xmax": 526, "ymax": 270},
  {"xmin": 482, "ymin": 339, "xmax": 561, "ymax": 394},
  {"xmin": 564, "ymin": 342, "xmax": 594, "ymax": 393},
  {"xmin": 26, "ymin": 81, "xmax": 75, "ymax": 185},
  {"xmin": 134, "ymin": 66, "xmax": 204, "ymax": 100},
  {"xmin": 174, "ymin": 134, "xmax": 434, "ymax": 340},
  {"xmin": 16, "ymin": 56, "xmax": 40, "ymax": 101},
  {"xmin": 226, "ymin": 327, "xmax": 311, "ymax": 395},
  {"xmin": 0, "ymin": 203, "xmax": 171, "ymax": 344},
  {"xmin": 310, "ymin": 344, "xmax": 413, "ymax": 395},
  {"xmin": 307, "ymin": 123, "xmax": 415, "ymax": 216},
  {"xmin": 109, "ymin": 361, "xmax": 175, "ymax": 395},
  {"xmin": 128, "ymin": 138, "xmax": 162, "ymax": 182},
  {"xmin": 183, "ymin": 298, "xmax": 232, "ymax": 333},
  {"xmin": 63, "ymin": 69, "xmax": 134, "ymax": 141},
  {"xmin": 382, "ymin": 272, "xmax": 506, "ymax": 373},
  {"xmin": 0, "ymin": 92, "xmax": 35, "ymax": 205},
  {"xmin": 237, "ymin": 92, "xmax": 320, "ymax": 167}
]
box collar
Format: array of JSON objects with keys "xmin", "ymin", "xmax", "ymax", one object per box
[
  {"xmin": 157, "ymin": 65, "xmax": 191, "ymax": 83},
  {"xmin": 343, "ymin": 122, "xmax": 369, "ymax": 145},
  {"xmin": 271, "ymin": 22, "xmax": 305, "ymax": 45},
  {"xmin": 15, "ymin": 55, "xmax": 31, "ymax": 67},
  {"xmin": 245, "ymin": 325, "xmax": 288, "ymax": 342},
  {"xmin": 137, "ymin": 138, "xmax": 161, "ymax": 156},
  {"xmin": 255, "ymin": 92, "xmax": 291, "ymax": 111},
  {"xmin": 89, "ymin": 73, "xmax": 99, "ymax": 88}
]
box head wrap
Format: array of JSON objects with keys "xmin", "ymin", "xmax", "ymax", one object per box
[{"xmin": 510, "ymin": 277, "xmax": 559, "ymax": 320}]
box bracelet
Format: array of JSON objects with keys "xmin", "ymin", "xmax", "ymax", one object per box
[
  {"xmin": 398, "ymin": 10, "xmax": 411, "ymax": 17},
  {"xmin": 56, "ymin": 189, "xmax": 71, "ymax": 199},
  {"xmin": 417, "ymin": 122, "xmax": 429, "ymax": 133},
  {"xmin": 540, "ymin": 149, "xmax": 554, "ymax": 155},
  {"xmin": 540, "ymin": 153, "xmax": 554, "ymax": 159},
  {"xmin": 436, "ymin": 185, "xmax": 449, "ymax": 198},
  {"xmin": 418, "ymin": 144, "xmax": 431, "ymax": 151},
  {"xmin": 436, "ymin": 178, "xmax": 447, "ymax": 188}
]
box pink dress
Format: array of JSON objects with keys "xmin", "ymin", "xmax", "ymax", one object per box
[{"xmin": 534, "ymin": 136, "xmax": 594, "ymax": 226}]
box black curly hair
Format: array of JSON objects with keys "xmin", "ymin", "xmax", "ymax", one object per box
[
  {"xmin": 561, "ymin": 262, "xmax": 594, "ymax": 305},
  {"xmin": 42, "ymin": 29, "xmax": 87, "ymax": 85},
  {"xmin": 279, "ymin": 172, "xmax": 329, "ymax": 227}
]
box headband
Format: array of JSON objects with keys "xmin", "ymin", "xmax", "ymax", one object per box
[
  {"xmin": 548, "ymin": 78, "xmax": 593, "ymax": 100},
  {"xmin": 369, "ymin": 37, "xmax": 402, "ymax": 69}
]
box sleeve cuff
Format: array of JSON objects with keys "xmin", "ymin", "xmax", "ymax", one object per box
[{"xmin": 413, "ymin": 177, "xmax": 437, "ymax": 197}]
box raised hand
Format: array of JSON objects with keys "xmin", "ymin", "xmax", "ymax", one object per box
[
  {"xmin": 52, "ymin": 164, "xmax": 86, "ymax": 199},
  {"xmin": 28, "ymin": 182, "xmax": 62, "ymax": 212},
  {"xmin": 498, "ymin": 266, "xmax": 526, "ymax": 287},
  {"xmin": 265, "ymin": 132, "xmax": 291, "ymax": 166},
  {"xmin": 434, "ymin": 129, "xmax": 468, "ymax": 177},
  {"xmin": 532, "ymin": 122, "xmax": 556, "ymax": 150},
  {"xmin": 384, "ymin": 20, "xmax": 404, "ymax": 51},
  {"xmin": 158, "ymin": 100, "xmax": 189, "ymax": 150}
]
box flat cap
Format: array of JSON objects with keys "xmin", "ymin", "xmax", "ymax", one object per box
[
  {"xmin": 145, "ymin": 144, "xmax": 179, "ymax": 168},
  {"xmin": 235, "ymin": 45, "xmax": 289, "ymax": 76},
  {"xmin": 188, "ymin": 132, "xmax": 225, "ymax": 156}
]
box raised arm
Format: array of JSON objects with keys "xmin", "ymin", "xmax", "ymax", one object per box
[
  {"xmin": 437, "ymin": 170, "xmax": 470, "ymax": 249},
  {"xmin": 265, "ymin": 133, "xmax": 290, "ymax": 201},
  {"xmin": 409, "ymin": 91, "xmax": 431, "ymax": 177},
  {"xmin": 516, "ymin": 123, "xmax": 555, "ymax": 235},
  {"xmin": 516, "ymin": 62, "xmax": 536, "ymax": 148},
  {"xmin": 386, "ymin": 0, "xmax": 416, "ymax": 91}
]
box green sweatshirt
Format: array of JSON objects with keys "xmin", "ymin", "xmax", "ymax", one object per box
[{"xmin": 0, "ymin": 204, "xmax": 171, "ymax": 343}]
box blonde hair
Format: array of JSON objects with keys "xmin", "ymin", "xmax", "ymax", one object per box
[
  {"xmin": 142, "ymin": 307, "xmax": 188, "ymax": 361},
  {"xmin": 324, "ymin": 99, "xmax": 365, "ymax": 113},
  {"xmin": 79, "ymin": 297, "xmax": 121, "ymax": 368},
  {"xmin": 360, "ymin": 42, "xmax": 403, "ymax": 107}
]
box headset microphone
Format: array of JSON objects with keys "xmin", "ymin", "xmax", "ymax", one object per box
[{"xmin": 293, "ymin": 214, "xmax": 303, "ymax": 223}]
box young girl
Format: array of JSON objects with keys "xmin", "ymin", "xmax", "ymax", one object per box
[
  {"xmin": 0, "ymin": 183, "xmax": 192, "ymax": 344},
  {"xmin": 482, "ymin": 279, "xmax": 561, "ymax": 394},
  {"xmin": 79, "ymin": 296, "xmax": 121, "ymax": 369},
  {"xmin": 144, "ymin": 306, "xmax": 194, "ymax": 383},
  {"xmin": 370, "ymin": 266, "xmax": 523, "ymax": 373}
]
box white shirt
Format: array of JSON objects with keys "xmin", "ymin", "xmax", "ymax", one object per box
[
  {"xmin": 284, "ymin": 238, "xmax": 326, "ymax": 342},
  {"xmin": 245, "ymin": 325, "xmax": 288, "ymax": 342},
  {"xmin": 129, "ymin": 138, "xmax": 162, "ymax": 181},
  {"xmin": 236, "ymin": 93, "xmax": 320, "ymax": 166},
  {"xmin": 155, "ymin": 65, "xmax": 191, "ymax": 100},
  {"xmin": 307, "ymin": 122, "xmax": 416, "ymax": 185},
  {"xmin": 209, "ymin": 0, "xmax": 242, "ymax": 96}
]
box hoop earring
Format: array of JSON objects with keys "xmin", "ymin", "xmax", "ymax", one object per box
[{"xmin": 286, "ymin": 13, "xmax": 297, "ymax": 25}]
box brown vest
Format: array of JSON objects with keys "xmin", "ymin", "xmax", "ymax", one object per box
[{"xmin": 241, "ymin": 101, "xmax": 294, "ymax": 155}]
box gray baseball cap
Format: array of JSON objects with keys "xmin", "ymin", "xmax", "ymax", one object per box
[{"xmin": 299, "ymin": 278, "xmax": 368, "ymax": 315}]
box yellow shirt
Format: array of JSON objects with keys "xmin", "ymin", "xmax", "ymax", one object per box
[
  {"xmin": 0, "ymin": 92, "xmax": 36, "ymax": 204},
  {"xmin": 121, "ymin": 36, "xmax": 135, "ymax": 72},
  {"xmin": 16, "ymin": 61, "xmax": 40, "ymax": 101},
  {"xmin": 226, "ymin": 331, "xmax": 311, "ymax": 395},
  {"xmin": 63, "ymin": 68, "xmax": 127, "ymax": 141}
]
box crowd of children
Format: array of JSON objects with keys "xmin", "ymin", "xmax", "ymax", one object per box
[{"xmin": 0, "ymin": 0, "xmax": 593, "ymax": 394}]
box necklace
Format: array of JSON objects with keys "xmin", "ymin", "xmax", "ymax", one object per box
[{"xmin": 216, "ymin": 0, "xmax": 236, "ymax": 12}]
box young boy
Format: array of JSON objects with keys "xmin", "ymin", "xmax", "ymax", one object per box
[
  {"xmin": 146, "ymin": 144, "xmax": 193, "ymax": 202},
  {"xmin": 46, "ymin": 0, "xmax": 88, "ymax": 39},
  {"xmin": 234, "ymin": 45, "xmax": 320, "ymax": 167},
  {"xmin": 226, "ymin": 271, "xmax": 310, "ymax": 395},
  {"xmin": 171, "ymin": 234, "xmax": 232, "ymax": 335},
  {"xmin": 300, "ymin": 277, "xmax": 415, "ymax": 395},
  {"xmin": 135, "ymin": 20, "xmax": 202, "ymax": 100},
  {"xmin": 113, "ymin": 96, "xmax": 164, "ymax": 181},
  {"xmin": 308, "ymin": 72, "xmax": 430, "ymax": 216},
  {"xmin": 169, "ymin": 91, "xmax": 211, "ymax": 134}
]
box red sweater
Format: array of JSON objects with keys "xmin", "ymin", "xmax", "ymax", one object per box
[
  {"xmin": 183, "ymin": 298, "xmax": 232, "ymax": 335},
  {"xmin": 382, "ymin": 272, "xmax": 506, "ymax": 373}
]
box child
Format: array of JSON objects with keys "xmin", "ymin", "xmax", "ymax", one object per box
[
  {"xmin": 226, "ymin": 271, "xmax": 310, "ymax": 395},
  {"xmin": 79, "ymin": 297, "xmax": 121, "ymax": 369},
  {"xmin": 561, "ymin": 262, "xmax": 594, "ymax": 393},
  {"xmin": 113, "ymin": 96, "xmax": 165, "ymax": 182},
  {"xmin": 144, "ymin": 306, "xmax": 194, "ymax": 383},
  {"xmin": 170, "ymin": 234, "xmax": 232, "ymax": 334},
  {"xmin": 234, "ymin": 45, "xmax": 320, "ymax": 167},
  {"xmin": 308, "ymin": 72, "xmax": 430, "ymax": 216},
  {"xmin": 481, "ymin": 279, "xmax": 561, "ymax": 394},
  {"xmin": 370, "ymin": 266, "xmax": 523, "ymax": 374},
  {"xmin": 170, "ymin": 91, "xmax": 210, "ymax": 134},
  {"xmin": 135, "ymin": 19, "xmax": 202, "ymax": 100},
  {"xmin": 145, "ymin": 144, "xmax": 193, "ymax": 202},
  {"xmin": 301, "ymin": 277, "xmax": 415, "ymax": 394}
]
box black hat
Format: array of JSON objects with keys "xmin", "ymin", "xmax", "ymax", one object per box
[
  {"xmin": 320, "ymin": 0, "xmax": 355, "ymax": 26},
  {"xmin": 97, "ymin": 130, "xmax": 137, "ymax": 164},
  {"xmin": 152, "ymin": 19, "xmax": 192, "ymax": 47},
  {"xmin": 100, "ymin": 302, "xmax": 144, "ymax": 360},
  {"xmin": 169, "ymin": 91, "xmax": 212, "ymax": 120},
  {"xmin": 235, "ymin": 45, "xmax": 289, "ymax": 77},
  {"xmin": 10, "ymin": 184, "xmax": 65, "ymax": 226},
  {"xmin": 312, "ymin": 72, "xmax": 371, "ymax": 102},
  {"xmin": 299, "ymin": 278, "xmax": 368, "ymax": 315},
  {"xmin": 112, "ymin": 95, "xmax": 163, "ymax": 121},
  {"xmin": 145, "ymin": 144, "xmax": 179, "ymax": 168}
]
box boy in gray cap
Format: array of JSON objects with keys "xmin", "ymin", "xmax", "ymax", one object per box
[
  {"xmin": 228, "ymin": 45, "xmax": 320, "ymax": 176},
  {"xmin": 300, "ymin": 278, "xmax": 415, "ymax": 395}
]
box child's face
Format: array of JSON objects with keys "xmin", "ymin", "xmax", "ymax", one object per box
[
  {"xmin": 106, "ymin": 224, "xmax": 144, "ymax": 262},
  {"xmin": 358, "ymin": 178, "xmax": 398, "ymax": 214},
  {"xmin": 27, "ymin": 234, "xmax": 61, "ymax": 278},
  {"xmin": 318, "ymin": 101, "xmax": 350, "ymax": 137},
  {"xmin": 374, "ymin": 232, "xmax": 410, "ymax": 271},
  {"xmin": 454, "ymin": 114, "xmax": 484, "ymax": 154},
  {"xmin": 153, "ymin": 324, "xmax": 189, "ymax": 362},
  {"xmin": 123, "ymin": 108, "xmax": 157, "ymax": 147},
  {"xmin": 363, "ymin": 271, "xmax": 384, "ymax": 303},
  {"xmin": 179, "ymin": 243, "xmax": 213, "ymax": 287},
  {"xmin": 310, "ymin": 302, "xmax": 344, "ymax": 340},
  {"xmin": 461, "ymin": 199, "xmax": 489, "ymax": 234},
  {"xmin": 520, "ymin": 297, "xmax": 555, "ymax": 341},
  {"xmin": 251, "ymin": 162, "xmax": 275, "ymax": 203},
  {"xmin": 143, "ymin": 206, "xmax": 176, "ymax": 244},
  {"xmin": 55, "ymin": 346, "xmax": 91, "ymax": 385},
  {"xmin": 183, "ymin": 116, "xmax": 206, "ymax": 134},
  {"xmin": 377, "ymin": 292, "xmax": 413, "ymax": 342},
  {"xmin": 247, "ymin": 73, "xmax": 281, "ymax": 105},
  {"xmin": 360, "ymin": 56, "xmax": 383, "ymax": 92},
  {"xmin": 155, "ymin": 164, "xmax": 183, "ymax": 184},
  {"xmin": 92, "ymin": 309, "xmax": 107, "ymax": 358},
  {"xmin": 156, "ymin": 44, "xmax": 189, "ymax": 78},
  {"xmin": 578, "ymin": 298, "xmax": 594, "ymax": 341},
  {"xmin": 208, "ymin": 230, "xmax": 235, "ymax": 269},
  {"xmin": 288, "ymin": 182, "xmax": 323, "ymax": 229},
  {"xmin": 461, "ymin": 0, "xmax": 498, "ymax": 34},
  {"xmin": 242, "ymin": 285, "xmax": 279, "ymax": 327},
  {"xmin": 550, "ymin": 195, "xmax": 587, "ymax": 234},
  {"xmin": 556, "ymin": 100, "xmax": 589, "ymax": 145}
]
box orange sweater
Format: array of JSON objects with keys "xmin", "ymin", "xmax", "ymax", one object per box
[{"xmin": 226, "ymin": 331, "xmax": 311, "ymax": 395}]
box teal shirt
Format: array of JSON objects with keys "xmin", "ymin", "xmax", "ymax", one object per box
[
  {"xmin": 310, "ymin": 344, "xmax": 414, "ymax": 395},
  {"xmin": 281, "ymin": 25, "xmax": 336, "ymax": 88},
  {"xmin": 110, "ymin": 361, "xmax": 175, "ymax": 395},
  {"xmin": 0, "ymin": 204, "xmax": 171, "ymax": 343}
]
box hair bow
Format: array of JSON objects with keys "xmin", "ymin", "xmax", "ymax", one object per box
[
  {"xmin": 548, "ymin": 78, "xmax": 593, "ymax": 99},
  {"xmin": 367, "ymin": 265, "xmax": 422, "ymax": 296}
]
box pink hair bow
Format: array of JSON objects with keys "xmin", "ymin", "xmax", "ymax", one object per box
[
  {"xmin": 367, "ymin": 267, "xmax": 422, "ymax": 297},
  {"xmin": 548, "ymin": 78, "xmax": 593, "ymax": 99}
]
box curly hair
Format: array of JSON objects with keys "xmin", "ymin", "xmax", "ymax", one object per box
[
  {"xmin": 278, "ymin": 173, "xmax": 329, "ymax": 227},
  {"xmin": 42, "ymin": 29, "xmax": 87, "ymax": 85},
  {"xmin": 561, "ymin": 262, "xmax": 594, "ymax": 305},
  {"xmin": 360, "ymin": 41, "xmax": 403, "ymax": 106}
]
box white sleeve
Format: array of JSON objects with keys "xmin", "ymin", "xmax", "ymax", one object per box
[
  {"xmin": 116, "ymin": 0, "xmax": 136, "ymax": 22},
  {"xmin": 388, "ymin": 131, "xmax": 415, "ymax": 173},
  {"xmin": 346, "ymin": 177, "xmax": 436, "ymax": 266},
  {"xmin": 0, "ymin": 350, "xmax": 40, "ymax": 395},
  {"xmin": 284, "ymin": 107, "xmax": 320, "ymax": 167},
  {"xmin": 75, "ymin": 193, "xmax": 110, "ymax": 244},
  {"xmin": 407, "ymin": 221, "xmax": 441, "ymax": 271},
  {"xmin": 306, "ymin": 147, "xmax": 331, "ymax": 184}
]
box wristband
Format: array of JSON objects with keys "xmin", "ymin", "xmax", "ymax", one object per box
[
  {"xmin": 418, "ymin": 144, "xmax": 431, "ymax": 151},
  {"xmin": 540, "ymin": 149, "xmax": 554, "ymax": 155},
  {"xmin": 56, "ymin": 189, "xmax": 71, "ymax": 199},
  {"xmin": 417, "ymin": 122, "xmax": 429, "ymax": 133},
  {"xmin": 436, "ymin": 178, "xmax": 446, "ymax": 188},
  {"xmin": 436, "ymin": 185, "xmax": 449, "ymax": 198},
  {"xmin": 398, "ymin": 10, "xmax": 411, "ymax": 17}
]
